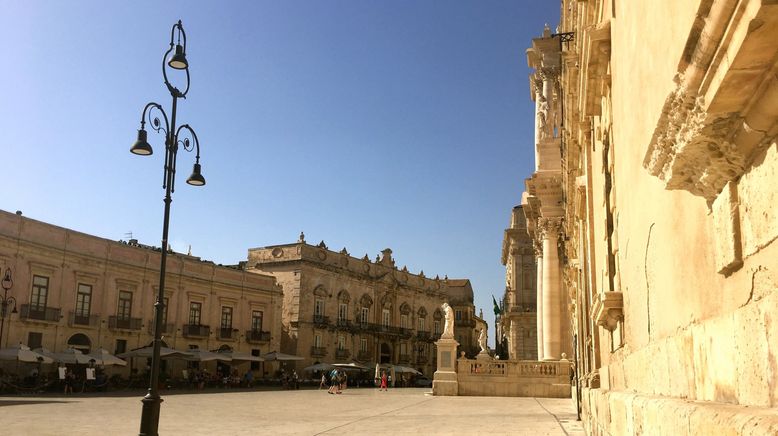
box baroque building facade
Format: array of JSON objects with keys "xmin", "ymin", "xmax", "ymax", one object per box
[
  {"xmin": 0, "ymin": 210, "xmax": 282, "ymax": 375},
  {"xmin": 523, "ymin": 1, "xmax": 778, "ymax": 434},
  {"xmin": 498, "ymin": 205, "xmax": 538, "ymax": 361},
  {"xmin": 248, "ymin": 235, "xmax": 477, "ymax": 376}
]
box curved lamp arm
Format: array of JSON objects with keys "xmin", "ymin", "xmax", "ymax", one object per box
[
  {"xmin": 174, "ymin": 124, "xmax": 205, "ymax": 188},
  {"xmin": 162, "ymin": 20, "xmax": 190, "ymax": 99}
]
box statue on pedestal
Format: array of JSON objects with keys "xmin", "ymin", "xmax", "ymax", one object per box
[
  {"xmin": 478, "ymin": 327, "xmax": 487, "ymax": 353},
  {"xmin": 441, "ymin": 302, "xmax": 455, "ymax": 339}
]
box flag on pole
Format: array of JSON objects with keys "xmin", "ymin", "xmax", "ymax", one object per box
[{"xmin": 492, "ymin": 295, "xmax": 501, "ymax": 316}]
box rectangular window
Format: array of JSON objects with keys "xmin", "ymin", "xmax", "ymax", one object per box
[
  {"xmin": 418, "ymin": 317, "xmax": 425, "ymax": 332},
  {"xmin": 115, "ymin": 339, "xmax": 127, "ymax": 355},
  {"xmin": 75, "ymin": 283, "xmax": 92, "ymax": 317},
  {"xmin": 338, "ymin": 303, "xmax": 348, "ymax": 322},
  {"xmin": 400, "ymin": 343, "xmax": 407, "ymax": 355},
  {"xmin": 27, "ymin": 332, "xmax": 42, "ymax": 350},
  {"xmin": 419, "ymin": 343, "xmax": 427, "ymax": 357},
  {"xmin": 400, "ymin": 314, "xmax": 409, "ymax": 329},
  {"xmin": 30, "ymin": 275, "xmax": 49, "ymax": 311},
  {"xmin": 434, "ymin": 320, "xmax": 441, "ymax": 335},
  {"xmin": 221, "ymin": 306, "xmax": 233, "ymax": 329},
  {"xmin": 314, "ymin": 299, "xmax": 325, "ymax": 316},
  {"xmin": 361, "ymin": 307, "xmax": 369, "ymax": 324},
  {"xmin": 314, "ymin": 333, "xmax": 322, "ymax": 348},
  {"xmin": 360, "ymin": 338, "xmax": 368, "ymax": 353},
  {"xmin": 338, "ymin": 335, "xmax": 345, "ymax": 350},
  {"xmin": 455, "ymin": 310, "xmax": 462, "ymax": 321},
  {"xmin": 251, "ymin": 310, "xmax": 263, "ymax": 331},
  {"xmin": 382, "ymin": 309, "xmax": 390, "ymax": 327},
  {"xmin": 117, "ymin": 291, "xmax": 132, "ymax": 320},
  {"xmin": 189, "ymin": 302, "xmax": 202, "ymax": 325}
]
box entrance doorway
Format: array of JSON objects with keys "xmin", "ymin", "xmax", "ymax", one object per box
[{"xmin": 379, "ymin": 343, "xmax": 392, "ymax": 364}]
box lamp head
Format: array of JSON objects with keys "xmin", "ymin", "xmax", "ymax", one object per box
[
  {"xmin": 1, "ymin": 268, "xmax": 11, "ymax": 291},
  {"xmin": 168, "ymin": 44, "xmax": 188, "ymax": 70},
  {"xmin": 186, "ymin": 163, "xmax": 206, "ymax": 186},
  {"xmin": 130, "ymin": 129, "xmax": 153, "ymax": 156}
]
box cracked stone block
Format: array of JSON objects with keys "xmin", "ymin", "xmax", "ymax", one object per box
[{"xmin": 738, "ymin": 142, "xmax": 778, "ymax": 258}]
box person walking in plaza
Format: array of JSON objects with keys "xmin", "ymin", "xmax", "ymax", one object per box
[
  {"xmin": 319, "ymin": 372, "xmax": 327, "ymax": 390},
  {"xmin": 327, "ymin": 369, "xmax": 339, "ymax": 395},
  {"xmin": 379, "ymin": 370, "xmax": 388, "ymax": 391}
]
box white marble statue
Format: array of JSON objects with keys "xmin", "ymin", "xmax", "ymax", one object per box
[
  {"xmin": 478, "ymin": 327, "xmax": 487, "ymax": 353},
  {"xmin": 442, "ymin": 302, "xmax": 455, "ymax": 339}
]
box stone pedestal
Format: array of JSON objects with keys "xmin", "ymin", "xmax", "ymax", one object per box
[
  {"xmin": 476, "ymin": 350, "xmax": 492, "ymax": 361},
  {"xmin": 432, "ymin": 338, "xmax": 459, "ymax": 396}
]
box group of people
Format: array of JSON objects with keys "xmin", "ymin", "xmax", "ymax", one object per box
[
  {"xmin": 279, "ymin": 369, "xmax": 300, "ymax": 389},
  {"xmin": 321, "ymin": 369, "xmax": 347, "ymax": 394}
]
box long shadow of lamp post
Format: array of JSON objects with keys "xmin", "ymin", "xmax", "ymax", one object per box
[
  {"xmin": 130, "ymin": 20, "xmax": 206, "ymax": 436},
  {"xmin": 0, "ymin": 268, "xmax": 16, "ymax": 349}
]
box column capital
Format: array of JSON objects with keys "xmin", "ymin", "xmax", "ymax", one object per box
[
  {"xmin": 538, "ymin": 217, "xmax": 563, "ymax": 240},
  {"xmin": 532, "ymin": 237, "xmax": 543, "ymax": 257}
]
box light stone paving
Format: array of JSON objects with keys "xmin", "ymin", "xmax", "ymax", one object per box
[{"xmin": 0, "ymin": 388, "xmax": 584, "ymax": 435}]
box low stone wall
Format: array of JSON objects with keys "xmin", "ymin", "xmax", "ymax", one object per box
[
  {"xmin": 455, "ymin": 358, "xmax": 572, "ymax": 398},
  {"xmin": 581, "ymin": 387, "xmax": 778, "ymax": 435}
]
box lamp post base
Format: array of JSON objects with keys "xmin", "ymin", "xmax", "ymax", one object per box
[{"xmin": 138, "ymin": 392, "xmax": 163, "ymax": 436}]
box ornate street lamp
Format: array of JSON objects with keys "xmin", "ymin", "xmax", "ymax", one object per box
[
  {"xmin": 0, "ymin": 267, "xmax": 16, "ymax": 349},
  {"xmin": 131, "ymin": 20, "xmax": 205, "ymax": 436}
]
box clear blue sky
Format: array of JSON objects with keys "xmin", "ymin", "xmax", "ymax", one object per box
[{"xmin": 1, "ymin": 1, "xmax": 558, "ymax": 346}]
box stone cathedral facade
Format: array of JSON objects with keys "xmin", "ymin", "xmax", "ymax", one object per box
[{"xmin": 522, "ymin": 1, "xmax": 778, "ymax": 434}]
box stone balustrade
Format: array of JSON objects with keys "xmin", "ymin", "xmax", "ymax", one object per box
[{"xmin": 454, "ymin": 358, "xmax": 571, "ymax": 398}]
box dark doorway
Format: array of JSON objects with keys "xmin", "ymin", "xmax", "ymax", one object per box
[{"xmin": 379, "ymin": 343, "xmax": 391, "ymax": 364}]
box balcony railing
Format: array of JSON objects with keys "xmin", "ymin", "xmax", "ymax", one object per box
[
  {"xmin": 218, "ymin": 327, "xmax": 238, "ymax": 340},
  {"xmin": 398, "ymin": 354, "xmax": 411, "ymax": 364},
  {"xmin": 147, "ymin": 322, "xmax": 175, "ymax": 335},
  {"xmin": 108, "ymin": 316, "xmax": 142, "ymax": 330},
  {"xmin": 313, "ymin": 315, "xmax": 330, "ymax": 327},
  {"xmin": 20, "ymin": 304, "xmax": 61, "ymax": 323},
  {"xmin": 455, "ymin": 319, "xmax": 476, "ymax": 327},
  {"xmin": 68, "ymin": 311, "xmax": 99, "ymax": 328},
  {"xmin": 357, "ymin": 350, "xmax": 371, "ymax": 361},
  {"xmin": 365, "ymin": 323, "xmax": 404, "ymax": 336},
  {"xmin": 246, "ymin": 330, "xmax": 271, "ymax": 343},
  {"xmin": 335, "ymin": 318, "xmax": 352, "ymax": 329},
  {"xmin": 182, "ymin": 324, "xmax": 210, "ymax": 338},
  {"xmin": 335, "ymin": 349, "xmax": 350, "ymax": 360},
  {"xmin": 311, "ymin": 346, "xmax": 327, "ymax": 357},
  {"xmin": 416, "ymin": 330, "xmax": 430, "ymax": 340}
]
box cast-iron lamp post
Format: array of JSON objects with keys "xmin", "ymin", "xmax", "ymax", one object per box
[
  {"xmin": 130, "ymin": 20, "xmax": 206, "ymax": 436},
  {"xmin": 0, "ymin": 268, "xmax": 16, "ymax": 349}
]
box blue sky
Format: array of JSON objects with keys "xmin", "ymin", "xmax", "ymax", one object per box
[{"xmin": 1, "ymin": 1, "xmax": 558, "ymax": 346}]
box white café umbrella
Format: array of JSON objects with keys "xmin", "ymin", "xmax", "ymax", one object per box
[
  {"xmin": 217, "ymin": 351, "xmax": 264, "ymax": 363},
  {"xmin": 51, "ymin": 348, "xmax": 95, "ymax": 365},
  {"xmin": 333, "ymin": 362, "xmax": 370, "ymax": 371},
  {"xmin": 117, "ymin": 345, "xmax": 190, "ymax": 359},
  {"xmin": 182, "ymin": 349, "xmax": 232, "ymax": 362},
  {"xmin": 303, "ymin": 362, "xmax": 335, "ymax": 372},
  {"xmin": 262, "ymin": 351, "xmax": 304, "ymax": 361},
  {"xmin": 392, "ymin": 365, "xmax": 422, "ymax": 375},
  {"xmin": 0, "ymin": 344, "xmax": 54, "ymax": 364},
  {"xmin": 86, "ymin": 348, "xmax": 127, "ymax": 366}
]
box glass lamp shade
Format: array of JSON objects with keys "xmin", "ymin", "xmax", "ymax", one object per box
[
  {"xmin": 130, "ymin": 129, "xmax": 153, "ymax": 155},
  {"xmin": 186, "ymin": 163, "xmax": 206, "ymax": 186},
  {"xmin": 168, "ymin": 44, "xmax": 188, "ymax": 70}
]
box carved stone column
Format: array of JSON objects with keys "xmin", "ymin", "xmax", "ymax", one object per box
[
  {"xmin": 534, "ymin": 239, "xmax": 544, "ymax": 360},
  {"xmin": 539, "ymin": 217, "xmax": 563, "ymax": 360}
]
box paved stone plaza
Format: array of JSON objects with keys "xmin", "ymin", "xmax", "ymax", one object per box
[{"xmin": 0, "ymin": 388, "xmax": 583, "ymax": 435}]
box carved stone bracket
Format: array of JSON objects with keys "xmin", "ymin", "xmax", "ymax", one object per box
[{"xmin": 592, "ymin": 291, "xmax": 623, "ymax": 332}]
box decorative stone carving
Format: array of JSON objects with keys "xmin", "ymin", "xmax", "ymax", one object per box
[
  {"xmin": 538, "ymin": 217, "xmax": 563, "ymax": 240},
  {"xmin": 592, "ymin": 292, "xmax": 623, "ymax": 332}
]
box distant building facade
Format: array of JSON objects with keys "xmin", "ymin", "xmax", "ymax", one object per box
[
  {"xmin": 248, "ymin": 236, "xmax": 477, "ymax": 375},
  {"xmin": 498, "ymin": 205, "xmax": 538, "ymax": 360},
  {"xmin": 0, "ymin": 210, "xmax": 282, "ymax": 375}
]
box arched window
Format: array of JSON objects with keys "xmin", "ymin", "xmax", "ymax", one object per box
[{"xmin": 67, "ymin": 333, "xmax": 91, "ymax": 354}]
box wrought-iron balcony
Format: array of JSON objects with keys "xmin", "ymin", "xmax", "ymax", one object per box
[
  {"xmin": 310, "ymin": 346, "xmax": 327, "ymax": 357},
  {"xmin": 357, "ymin": 350, "xmax": 371, "ymax": 361},
  {"xmin": 400, "ymin": 328, "xmax": 413, "ymax": 339},
  {"xmin": 182, "ymin": 324, "xmax": 210, "ymax": 338},
  {"xmin": 20, "ymin": 304, "xmax": 61, "ymax": 323},
  {"xmin": 313, "ymin": 315, "xmax": 330, "ymax": 327},
  {"xmin": 147, "ymin": 321, "xmax": 175, "ymax": 335},
  {"xmin": 246, "ymin": 330, "xmax": 271, "ymax": 343},
  {"xmin": 335, "ymin": 318, "xmax": 352, "ymax": 329},
  {"xmin": 335, "ymin": 349, "xmax": 350, "ymax": 360},
  {"xmin": 68, "ymin": 311, "xmax": 99, "ymax": 328},
  {"xmin": 109, "ymin": 315, "xmax": 142, "ymax": 330},
  {"xmin": 218, "ymin": 327, "xmax": 238, "ymax": 340}
]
